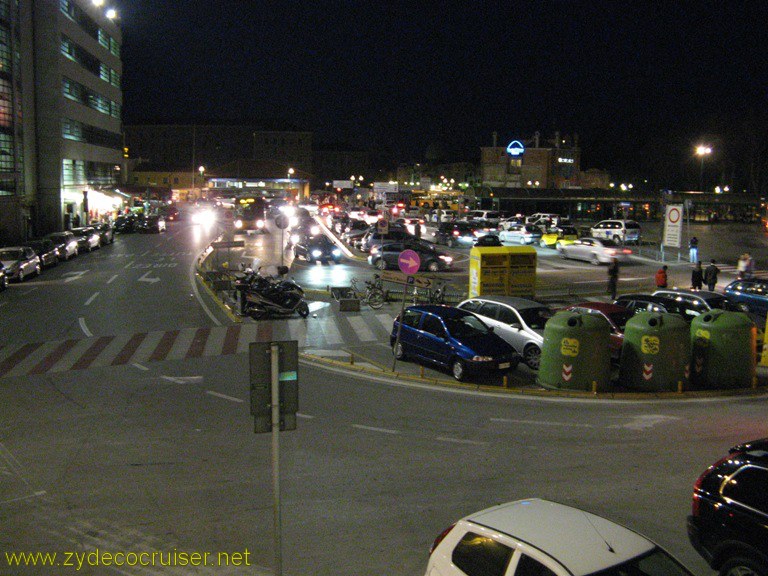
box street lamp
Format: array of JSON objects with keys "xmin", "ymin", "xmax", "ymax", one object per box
[{"xmin": 695, "ymin": 145, "xmax": 712, "ymax": 191}]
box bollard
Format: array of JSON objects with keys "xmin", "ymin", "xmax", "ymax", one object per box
[
  {"xmin": 350, "ymin": 354, "xmax": 354, "ymax": 366},
  {"xmin": 502, "ymin": 375, "xmax": 508, "ymax": 388},
  {"xmin": 677, "ymin": 381, "xmax": 683, "ymax": 394},
  {"xmin": 420, "ymin": 365, "xmax": 425, "ymax": 378},
  {"xmin": 591, "ymin": 380, "xmax": 597, "ymax": 394}
]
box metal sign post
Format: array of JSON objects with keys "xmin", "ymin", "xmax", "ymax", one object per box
[
  {"xmin": 392, "ymin": 276, "xmax": 414, "ymax": 372},
  {"xmin": 249, "ymin": 341, "xmax": 298, "ymax": 576}
]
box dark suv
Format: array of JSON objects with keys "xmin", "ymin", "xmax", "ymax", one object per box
[
  {"xmin": 432, "ymin": 221, "xmax": 478, "ymax": 247},
  {"xmin": 688, "ymin": 438, "xmax": 768, "ymax": 576}
]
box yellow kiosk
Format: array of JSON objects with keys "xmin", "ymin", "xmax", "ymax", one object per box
[{"xmin": 468, "ymin": 246, "xmax": 536, "ymax": 298}]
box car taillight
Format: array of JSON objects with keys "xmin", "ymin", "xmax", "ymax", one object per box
[
  {"xmin": 430, "ymin": 524, "xmax": 456, "ymax": 555},
  {"xmin": 622, "ymin": 249, "xmax": 632, "ymax": 254},
  {"xmin": 453, "ymin": 230, "xmax": 460, "ymax": 236}
]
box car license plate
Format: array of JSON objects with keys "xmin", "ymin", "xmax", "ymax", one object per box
[{"xmin": 498, "ymin": 362, "xmax": 511, "ymax": 369}]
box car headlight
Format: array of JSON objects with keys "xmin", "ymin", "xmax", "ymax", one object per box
[
  {"xmin": 332, "ymin": 249, "xmax": 341, "ymax": 257},
  {"xmin": 280, "ymin": 205, "xmax": 296, "ymax": 217},
  {"xmin": 471, "ymin": 356, "xmax": 493, "ymax": 362},
  {"xmin": 290, "ymin": 234, "xmax": 300, "ymax": 244},
  {"xmin": 310, "ymin": 225, "xmax": 320, "ymax": 236},
  {"xmin": 234, "ymin": 219, "xmax": 243, "ymax": 229},
  {"xmin": 256, "ymin": 220, "xmax": 265, "ymax": 229},
  {"xmin": 311, "ymin": 249, "xmax": 323, "ymax": 257},
  {"xmin": 289, "ymin": 216, "xmax": 299, "ymax": 227},
  {"xmin": 439, "ymin": 255, "xmax": 452, "ymax": 263}
]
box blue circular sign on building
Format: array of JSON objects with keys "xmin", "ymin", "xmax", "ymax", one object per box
[{"xmin": 506, "ymin": 140, "xmax": 525, "ymax": 157}]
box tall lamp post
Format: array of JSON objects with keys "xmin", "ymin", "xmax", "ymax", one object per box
[
  {"xmin": 695, "ymin": 145, "xmax": 712, "ymax": 191},
  {"xmin": 198, "ymin": 166, "xmax": 205, "ymax": 200}
]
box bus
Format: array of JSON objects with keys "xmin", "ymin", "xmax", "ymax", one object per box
[{"xmin": 233, "ymin": 195, "xmax": 268, "ymax": 233}]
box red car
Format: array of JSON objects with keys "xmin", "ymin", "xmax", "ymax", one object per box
[{"xmin": 564, "ymin": 302, "xmax": 634, "ymax": 360}]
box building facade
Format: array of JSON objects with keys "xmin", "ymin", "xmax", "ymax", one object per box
[
  {"xmin": 0, "ymin": 0, "xmax": 124, "ymax": 243},
  {"xmin": 124, "ymin": 124, "xmax": 314, "ymax": 179},
  {"xmin": 480, "ymin": 132, "xmax": 582, "ymax": 190}
]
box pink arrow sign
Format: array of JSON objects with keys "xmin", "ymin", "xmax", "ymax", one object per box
[{"xmin": 398, "ymin": 249, "xmax": 421, "ymax": 275}]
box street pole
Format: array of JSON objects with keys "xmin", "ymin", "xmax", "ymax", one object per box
[
  {"xmin": 699, "ymin": 156, "xmax": 705, "ymax": 191},
  {"xmin": 270, "ymin": 343, "xmax": 283, "ymax": 576}
]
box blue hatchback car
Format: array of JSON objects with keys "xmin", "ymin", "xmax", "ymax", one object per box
[
  {"xmin": 723, "ymin": 279, "xmax": 768, "ymax": 316},
  {"xmin": 390, "ymin": 305, "xmax": 520, "ymax": 381}
]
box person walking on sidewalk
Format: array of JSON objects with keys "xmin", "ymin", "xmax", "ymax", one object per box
[
  {"xmin": 607, "ymin": 257, "xmax": 619, "ymax": 300},
  {"xmin": 691, "ymin": 261, "xmax": 703, "ymax": 290},
  {"xmin": 689, "ymin": 236, "xmax": 699, "ymax": 263},
  {"xmin": 704, "ymin": 259, "xmax": 720, "ymax": 291},
  {"xmin": 655, "ymin": 265, "xmax": 668, "ymax": 289}
]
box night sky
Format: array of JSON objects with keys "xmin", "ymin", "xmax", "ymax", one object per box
[{"xmin": 120, "ymin": 1, "xmax": 768, "ymax": 186}]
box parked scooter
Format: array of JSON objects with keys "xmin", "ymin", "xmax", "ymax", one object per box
[{"xmin": 235, "ymin": 265, "xmax": 310, "ymax": 319}]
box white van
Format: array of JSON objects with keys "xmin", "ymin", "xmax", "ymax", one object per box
[{"xmin": 590, "ymin": 219, "xmax": 641, "ymax": 244}]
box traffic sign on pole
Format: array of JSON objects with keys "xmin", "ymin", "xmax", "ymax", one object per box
[{"xmin": 249, "ymin": 341, "xmax": 298, "ymax": 433}]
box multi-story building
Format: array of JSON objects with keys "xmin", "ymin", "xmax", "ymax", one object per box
[
  {"xmin": 480, "ymin": 131, "xmax": 581, "ymax": 189},
  {"xmin": 123, "ymin": 124, "xmax": 313, "ymax": 180},
  {"xmin": 0, "ymin": 0, "xmax": 124, "ymax": 243}
]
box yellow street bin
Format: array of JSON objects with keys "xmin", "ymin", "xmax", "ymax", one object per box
[{"xmin": 469, "ymin": 246, "xmax": 536, "ymax": 298}]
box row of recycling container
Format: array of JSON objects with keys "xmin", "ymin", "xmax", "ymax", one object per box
[{"xmin": 537, "ymin": 309, "xmax": 758, "ymax": 392}]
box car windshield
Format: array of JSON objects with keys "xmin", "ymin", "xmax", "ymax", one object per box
[
  {"xmin": 589, "ymin": 547, "xmax": 693, "ymax": 576},
  {"xmin": 518, "ymin": 307, "xmax": 554, "ymax": 329},
  {"xmin": 444, "ymin": 314, "xmax": 490, "ymax": 338},
  {"xmin": 0, "ymin": 249, "xmax": 23, "ymax": 259}
]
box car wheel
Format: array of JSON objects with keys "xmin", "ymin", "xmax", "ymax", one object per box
[
  {"xmin": 559, "ymin": 247, "xmax": 567, "ymax": 259},
  {"xmin": 0, "ymin": 276, "xmax": 7, "ymax": 290},
  {"xmin": 393, "ymin": 341, "xmax": 407, "ymax": 360},
  {"xmin": 719, "ymin": 556, "xmax": 768, "ymax": 576},
  {"xmin": 297, "ymin": 301, "xmax": 310, "ymax": 318},
  {"xmin": 17, "ymin": 269, "xmax": 24, "ymax": 282},
  {"xmin": 451, "ymin": 359, "xmax": 466, "ymax": 381},
  {"xmin": 519, "ymin": 236, "xmax": 527, "ymax": 245},
  {"xmin": 591, "ymin": 253, "xmax": 600, "ymax": 266},
  {"xmin": 35, "ymin": 265, "xmax": 41, "ymax": 277},
  {"xmin": 613, "ymin": 235, "xmax": 623, "ymax": 244},
  {"xmin": 523, "ymin": 345, "xmax": 541, "ymax": 370},
  {"xmin": 375, "ymin": 258, "xmax": 387, "ymax": 270},
  {"xmin": 540, "ymin": 240, "xmax": 548, "ymax": 248},
  {"xmin": 427, "ymin": 260, "xmax": 440, "ymax": 272}
]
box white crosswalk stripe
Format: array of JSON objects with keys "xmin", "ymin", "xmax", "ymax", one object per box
[{"xmin": 346, "ymin": 315, "xmax": 377, "ymax": 341}]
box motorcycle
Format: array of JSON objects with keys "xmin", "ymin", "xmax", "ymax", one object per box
[{"xmin": 235, "ymin": 266, "xmax": 310, "ymax": 319}]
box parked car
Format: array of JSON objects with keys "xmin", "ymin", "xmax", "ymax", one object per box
[
  {"xmin": 723, "ymin": 279, "xmax": 768, "ymax": 316},
  {"xmin": 540, "ymin": 225, "xmax": 579, "ymax": 248},
  {"xmin": 688, "ymin": 437, "xmax": 768, "ymax": 576},
  {"xmin": 23, "ymin": 239, "xmax": 59, "ymax": 267},
  {"xmin": 359, "ymin": 228, "xmax": 410, "ymax": 253},
  {"xmin": 558, "ymin": 237, "xmax": 632, "ymax": 265},
  {"xmin": 114, "ymin": 214, "xmax": 139, "ymax": 233},
  {"xmin": 590, "ymin": 219, "xmax": 642, "ymax": 244},
  {"xmin": 390, "ymin": 305, "xmax": 520, "ymax": 381},
  {"xmin": 293, "ymin": 234, "xmax": 342, "ymax": 263},
  {"xmin": 614, "ymin": 293, "xmax": 704, "ymax": 322},
  {"xmin": 161, "ymin": 205, "xmax": 180, "ymax": 221},
  {"xmin": 0, "ymin": 263, "xmax": 7, "ymax": 291},
  {"xmin": 0, "ymin": 246, "xmax": 41, "ymax": 282},
  {"xmin": 45, "ymin": 231, "xmax": 79, "ymax": 260},
  {"xmin": 70, "ymin": 226, "xmax": 101, "ymax": 252},
  {"xmin": 368, "ymin": 239, "xmax": 452, "ymax": 272},
  {"xmin": 499, "ymin": 223, "xmax": 543, "ymax": 245},
  {"xmin": 89, "ymin": 221, "xmax": 114, "ymax": 245},
  {"xmin": 565, "ymin": 302, "xmax": 634, "ymax": 360},
  {"xmin": 474, "ymin": 234, "xmax": 503, "ymax": 247},
  {"xmin": 652, "ymin": 288, "xmax": 738, "ymax": 313},
  {"xmin": 463, "ymin": 210, "xmax": 501, "ymax": 226},
  {"xmin": 525, "ymin": 212, "xmax": 561, "ymax": 225},
  {"xmin": 433, "ymin": 221, "xmax": 481, "ymax": 247},
  {"xmin": 457, "ymin": 296, "xmax": 553, "ymax": 369},
  {"xmin": 426, "ymin": 498, "xmax": 695, "ymax": 576},
  {"xmin": 498, "ymin": 215, "xmax": 526, "ymax": 230},
  {"xmin": 136, "ymin": 215, "xmax": 167, "ymax": 233}
]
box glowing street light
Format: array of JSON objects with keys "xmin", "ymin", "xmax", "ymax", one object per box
[
  {"xmin": 105, "ymin": 8, "xmax": 117, "ymax": 19},
  {"xmin": 695, "ymin": 145, "xmax": 712, "ymax": 191}
]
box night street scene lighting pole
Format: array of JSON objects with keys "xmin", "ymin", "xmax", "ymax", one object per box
[{"xmin": 696, "ymin": 145, "xmax": 712, "ymax": 191}]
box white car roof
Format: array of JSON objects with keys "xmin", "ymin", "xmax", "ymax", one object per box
[{"xmin": 464, "ymin": 499, "xmax": 655, "ymax": 575}]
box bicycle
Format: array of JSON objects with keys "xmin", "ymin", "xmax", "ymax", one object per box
[
  {"xmin": 411, "ymin": 280, "xmax": 447, "ymax": 305},
  {"xmin": 351, "ymin": 275, "xmax": 386, "ymax": 309}
]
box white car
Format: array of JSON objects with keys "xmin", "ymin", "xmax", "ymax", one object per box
[
  {"xmin": 559, "ymin": 237, "xmax": 632, "ymax": 265},
  {"xmin": 425, "ymin": 499, "xmax": 694, "ymax": 576},
  {"xmin": 590, "ymin": 219, "xmax": 642, "ymax": 244},
  {"xmin": 0, "ymin": 246, "xmax": 42, "ymax": 282},
  {"xmin": 499, "ymin": 224, "xmax": 542, "ymax": 245}
]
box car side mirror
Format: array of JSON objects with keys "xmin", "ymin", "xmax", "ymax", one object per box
[{"xmin": 510, "ymin": 322, "xmax": 522, "ymax": 329}]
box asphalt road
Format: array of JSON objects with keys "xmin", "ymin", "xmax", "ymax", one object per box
[{"xmin": 2, "ymin": 212, "xmax": 767, "ymax": 576}]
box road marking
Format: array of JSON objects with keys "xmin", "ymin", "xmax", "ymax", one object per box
[
  {"xmin": 206, "ymin": 390, "xmax": 243, "ymax": 403},
  {"xmin": 138, "ymin": 272, "xmax": 161, "ymax": 284},
  {"xmin": 123, "ymin": 261, "xmax": 134, "ymax": 269},
  {"xmin": 347, "ymin": 316, "xmax": 376, "ymax": 341},
  {"xmin": 490, "ymin": 418, "xmax": 595, "ymax": 428},
  {"xmin": 139, "ymin": 250, "xmax": 150, "ymax": 257},
  {"xmin": 63, "ymin": 270, "xmax": 88, "ymax": 282},
  {"xmin": 609, "ymin": 414, "xmax": 680, "ymax": 430},
  {"xmin": 84, "ymin": 292, "xmax": 100, "ymax": 306},
  {"xmin": 161, "ymin": 375, "xmax": 204, "ymax": 384},
  {"xmin": 318, "ymin": 320, "xmax": 343, "ymax": 345},
  {"xmin": 0, "ymin": 490, "xmax": 47, "ymax": 505},
  {"xmin": 106, "ymin": 274, "xmax": 118, "ymax": 284},
  {"xmin": 21, "ymin": 287, "xmax": 38, "ymax": 295},
  {"xmin": 352, "ymin": 424, "xmax": 400, "ymax": 435},
  {"xmin": 78, "ymin": 317, "xmax": 92, "ymax": 337},
  {"xmin": 436, "ymin": 436, "xmax": 488, "ymax": 446},
  {"xmin": 297, "ymin": 412, "xmax": 314, "ymax": 419},
  {"xmin": 132, "ymin": 363, "xmax": 149, "ymax": 371}
]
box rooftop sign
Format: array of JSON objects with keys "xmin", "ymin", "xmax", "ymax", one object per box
[{"xmin": 506, "ymin": 140, "xmax": 525, "ymax": 157}]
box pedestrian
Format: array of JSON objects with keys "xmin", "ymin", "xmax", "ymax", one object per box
[
  {"xmin": 737, "ymin": 254, "xmax": 749, "ymax": 279},
  {"xmin": 655, "ymin": 265, "xmax": 668, "ymax": 289},
  {"xmin": 746, "ymin": 253, "xmax": 755, "ymax": 279},
  {"xmin": 607, "ymin": 257, "xmax": 619, "ymax": 300},
  {"xmin": 72, "ymin": 213, "xmax": 80, "ymax": 227},
  {"xmin": 689, "ymin": 236, "xmax": 699, "ymax": 263},
  {"xmin": 704, "ymin": 259, "xmax": 720, "ymax": 291},
  {"xmin": 413, "ymin": 219, "xmax": 422, "ymax": 239},
  {"xmin": 691, "ymin": 261, "xmax": 703, "ymax": 290}
]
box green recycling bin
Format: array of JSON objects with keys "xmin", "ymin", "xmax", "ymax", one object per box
[
  {"xmin": 619, "ymin": 312, "xmax": 690, "ymax": 392},
  {"xmin": 690, "ymin": 310, "xmax": 756, "ymax": 389},
  {"xmin": 537, "ymin": 311, "xmax": 611, "ymax": 391}
]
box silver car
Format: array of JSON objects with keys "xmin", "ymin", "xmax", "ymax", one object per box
[
  {"xmin": 558, "ymin": 237, "xmax": 632, "ymax": 265},
  {"xmin": 457, "ymin": 296, "xmax": 553, "ymax": 369},
  {"xmin": 499, "ymin": 224, "xmax": 543, "ymax": 245},
  {"xmin": 0, "ymin": 246, "xmax": 41, "ymax": 282}
]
